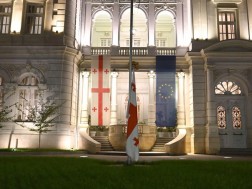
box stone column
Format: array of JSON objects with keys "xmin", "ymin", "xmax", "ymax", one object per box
[
  {"xmin": 110, "ymin": 71, "xmax": 119, "ymax": 125},
  {"xmin": 147, "ymin": 70, "xmax": 156, "ymax": 126},
  {"xmin": 82, "ymin": 0, "xmax": 92, "ymax": 54},
  {"xmin": 11, "ymin": 0, "xmax": 23, "ymax": 33},
  {"xmin": 64, "ymin": 0, "xmax": 77, "ymax": 48},
  {"xmin": 80, "ymin": 71, "xmax": 90, "ymax": 127},
  {"xmin": 205, "ymin": 64, "xmax": 220, "ymax": 154},
  {"xmin": 206, "ymin": 65, "xmax": 215, "ymax": 124},
  {"xmin": 177, "ymin": 71, "xmax": 185, "ymax": 127},
  {"xmin": 176, "ymin": 1, "xmax": 184, "ymax": 46},
  {"xmin": 148, "ymin": 2, "xmax": 155, "ymax": 46},
  {"xmin": 112, "ymin": 2, "xmax": 119, "ymax": 46}
]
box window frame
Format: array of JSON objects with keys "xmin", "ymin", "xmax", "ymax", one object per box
[
  {"xmin": 217, "ymin": 8, "xmax": 238, "ymax": 41},
  {"xmin": 0, "ymin": 3, "xmax": 12, "ymax": 34},
  {"xmin": 23, "ymin": 2, "xmax": 45, "ymax": 35}
]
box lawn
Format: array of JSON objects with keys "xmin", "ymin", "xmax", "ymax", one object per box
[{"xmin": 0, "ymin": 156, "xmax": 252, "ymax": 189}]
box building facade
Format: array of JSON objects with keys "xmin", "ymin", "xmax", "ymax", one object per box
[{"xmin": 0, "ymin": 0, "xmax": 252, "ymax": 154}]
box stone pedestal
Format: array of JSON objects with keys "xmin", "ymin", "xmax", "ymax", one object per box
[{"xmin": 109, "ymin": 125, "xmax": 156, "ymax": 151}]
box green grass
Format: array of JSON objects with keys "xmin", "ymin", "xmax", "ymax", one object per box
[{"xmin": 0, "ymin": 157, "xmax": 252, "ymax": 189}]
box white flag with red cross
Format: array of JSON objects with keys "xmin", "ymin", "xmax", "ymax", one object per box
[
  {"xmin": 91, "ymin": 55, "xmax": 110, "ymax": 126},
  {"xmin": 126, "ymin": 68, "xmax": 139, "ymax": 162}
]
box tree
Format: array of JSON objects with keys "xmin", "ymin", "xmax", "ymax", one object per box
[
  {"xmin": 15, "ymin": 95, "xmax": 63, "ymax": 148},
  {"xmin": 0, "ymin": 86, "xmax": 16, "ymax": 128},
  {"xmin": 0, "ymin": 107, "xmax": 13, "ymax": 128}
]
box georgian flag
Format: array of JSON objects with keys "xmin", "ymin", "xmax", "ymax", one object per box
[
  {"xmin": 126, "ymin": 69, "xmax": 139, "ymax": 162},
  {"xmin": 91, "ymin": 55, "xmax": 110, "ymax": 126}
]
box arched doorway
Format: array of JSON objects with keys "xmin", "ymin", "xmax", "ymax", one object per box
[
  {"xmin": 155, "ymin": 10, "xmax": 176, "ymax": 47},
  {"xmin": 91, "ymin": 10, "xmax": 112, "ymax": 47},
  {"xmin": 215, "ymin": 80, "xmax": 247, "ymax": 148},
  {"xmin": 120, "ymin": 7, "xmax": 148, "ymax": 47}
]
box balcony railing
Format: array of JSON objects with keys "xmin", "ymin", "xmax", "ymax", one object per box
[{"xmin": 90, "ymin": 47, "xmax": 176, "ymax": 56}]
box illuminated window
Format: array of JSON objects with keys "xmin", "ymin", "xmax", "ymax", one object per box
[
  {"xmin": 126, "ymin": 39, "xmax": 140, "ymax": 47},
  {"xmin": 218, "ymin": 11, "xmax": 237, "ymax": 41},
  {"xmin": 215, "ymin": 81, "xmax": 241, "ymax": 95},
  {"xmin": 217, "ymin": 106, "xmax": 226, "ymax": 128},
  {"xmin": 25, "ymin": 3, "xmax": 44, "ymax": 34},
  {"xmin": 18, "ymin": 75, "xmax": 39, "ymax": 121},
  {"xmin": 232, "ymin": 106, "xmax": 242, "ymax": 129},
  {"xmin": 156, "ymin": 39, "xmax": 166, "ymax": 47},
  {"xmin": 100, "ymin": 38, "xmax": 111, "ymax": 47},
  {"xmin": 0, "ymin": 4, "xmax": 12, "ymax": 34}
]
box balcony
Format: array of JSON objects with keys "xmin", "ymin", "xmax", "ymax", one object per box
[{"xmin": 90, "ymin": 46, "xmax": 176, "ymax": 56}]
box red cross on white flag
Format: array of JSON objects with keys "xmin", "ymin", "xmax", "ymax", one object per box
[
  {"xmin": 126, "ymin": 68, "xmax": 139, "ymax": 162},
  {"xmin": 91, "ymin": 55, "xmax": 110, "ymax": 126}
]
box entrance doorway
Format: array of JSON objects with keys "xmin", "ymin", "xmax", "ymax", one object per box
[{"xmin": 216, "ymin": 98, "xmax": 247, "ymax": 148}]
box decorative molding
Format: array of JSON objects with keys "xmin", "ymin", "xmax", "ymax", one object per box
[
  {"xmin": 212, "ymin": 0, "xmax": 242, "ymax": 4},
  {"xmin": 155, "ymin": 3, "xmax": 176, "ymax": 16},
  {"xmin": 92, "ymin": 0, "xmax": 114, "ymax": 4},
  {"xmin": 92, "ymin": 4, "xmax": 113, "ymax": 17}
]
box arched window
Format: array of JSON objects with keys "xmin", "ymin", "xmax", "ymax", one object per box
[
  {"xmin": 120, "ymin": 7, "xmax": 148, "ymax": 47},
  {"xmin": 215, "ymin": 80, "xmax": 241, "ymax": 95},
  {"xmin": 91, "ymin": 11, "xmax": 112, "ymax": 47},
  {"xmin": 17, "ymin": 75, "xmax": 39, "ymax": 121},
  {"xmin": 156, "ymin": 11, "xmax": 176, "ymax": 47},
  {"xmin": 217, "ymin": 106, "xmax": 226, "ymax": 128},
  {"xmin": 232, "ymin": 106, "xmax": 242, "ymax": 129}
]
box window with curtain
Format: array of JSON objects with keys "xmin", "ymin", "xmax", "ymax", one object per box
[
  {"xmin": 218, "ymin": 10, "xmax": 237, "ymax": 41},
  {"xmin": 0, "ymin": 4, "xmax": 12, "ymax": 34},
  {"xmin": 25, "ymin": 3, "xmax": 44, "ymax": 34}
]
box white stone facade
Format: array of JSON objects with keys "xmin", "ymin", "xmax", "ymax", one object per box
[{"xmin": 0, "ymin": 0, "xmax": 252, "ymax": 154}]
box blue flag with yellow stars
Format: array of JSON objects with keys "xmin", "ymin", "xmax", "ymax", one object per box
[{"xmin": 156, "ymin": 56, "xmax": 176, "ymax": 127}]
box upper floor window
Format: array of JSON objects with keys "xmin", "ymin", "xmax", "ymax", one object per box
[
  {"xmin": 0, "ymin": 4, "xmax": 12, "ymax": 34},
  {"xmin": 25, "ymin": 3, "xmax": 44, "ymax": 34},
  {"xmin": 155, "ymin": 11, "xmax": 176, "ymax": 47},
  {"xmin": 91, "ymin": 11, "xmax": 112, "ymax": 47},
  {"xmin": 156, "ymin": 39, "xmax": 166, "ymax": 47},
  {"xmin": 215, "ymin": 80, "xmax": 241, "ymax": 95},
  {"xmin": 100, "ymin": 38, "xmax": 111, "ymax": 47},
  {"xmin": 126, "ymin": 39, "xmax": 141, "ymax": 47},
  {"xmin": 218, "ymin": 10, "xmax": 237, "ymax": 41}
]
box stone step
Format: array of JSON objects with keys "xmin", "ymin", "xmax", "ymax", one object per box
[
  {"xmin": 92, "ymin": 136, "xmax": 114, "ymax": 151},
  {"xmin": 151, "ymin": 137, "xmax": 174, "ymax": 152}
]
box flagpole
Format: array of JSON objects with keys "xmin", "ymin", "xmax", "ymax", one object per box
[
  {"xmin": 129, "ymin": 0, "xmax": 133, "ymax": 82},
  {"xmin": 127, "ymin": 0, "xmax": 134, "ymax": 164}
]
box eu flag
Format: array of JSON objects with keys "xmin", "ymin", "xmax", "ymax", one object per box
[{"xmin": 156, "ymin": 56, "xmax": 176, "ymax": 127}]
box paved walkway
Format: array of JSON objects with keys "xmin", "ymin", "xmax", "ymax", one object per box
[{"xmin": 1, "ymin": 151, "xmax": 252, "ymax": 162}]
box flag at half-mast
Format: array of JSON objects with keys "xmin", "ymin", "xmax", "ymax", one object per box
[
  {"xmin": 126, "ymin": 68, "xmax": 139, "ymax": 162},
  {"xmin": 91, "ymin": 55, "xmax": 110, "ymax": 126}
]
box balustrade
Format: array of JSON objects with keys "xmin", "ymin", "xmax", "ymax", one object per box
[{"xmin": 91, "ymin": 47, "xmax": 176, "ymax": 56}]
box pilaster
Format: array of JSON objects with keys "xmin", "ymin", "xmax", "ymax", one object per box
[
  {"xmin": 147, "ymin": 70, "xmax": 156, "ymax": 126},
  {"xmin": 110, "ymin": 71, "xmax": 119, "ymax": 125}
]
